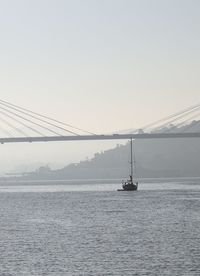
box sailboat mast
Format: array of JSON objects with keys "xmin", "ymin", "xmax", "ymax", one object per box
[{"xmin": 130, "ymin": 138, "xmax": 133, "ymax": 180}]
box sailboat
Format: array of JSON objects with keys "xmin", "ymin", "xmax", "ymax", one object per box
[{"xmin": 118, "ymin": 139, "xmax": 138, "ymax": 191}]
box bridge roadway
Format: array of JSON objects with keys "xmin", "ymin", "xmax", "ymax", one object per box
[{"xmin": 0, "ymin": 132, "xmax": 200, "ymax": 144}]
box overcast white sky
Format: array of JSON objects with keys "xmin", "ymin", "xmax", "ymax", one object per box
[{"xmin": 0, "ymin": 0, "xmax": 199, "ymax": 173}]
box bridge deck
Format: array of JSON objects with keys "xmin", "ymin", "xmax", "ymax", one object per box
[{"xmin": 0, "ymin": 133, "xmax": 200, "ymax": 144}]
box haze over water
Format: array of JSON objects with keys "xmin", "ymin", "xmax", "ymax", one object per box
[{"xmin": 0, "ymin": 179, "xmax": 199, "ymax": 275}]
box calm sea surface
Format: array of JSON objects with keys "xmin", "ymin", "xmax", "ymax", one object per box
[{"xmin": 0, "ymin": 179, "xmax": 200, "ymax": 276}]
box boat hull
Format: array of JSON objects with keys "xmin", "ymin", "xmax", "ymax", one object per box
[{"xmin": 118, "ymin": 182, "xmax": 138, "ymax": 191}]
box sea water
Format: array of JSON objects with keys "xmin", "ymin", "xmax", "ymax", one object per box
[{"xmin": 0, "ymin": 179, "xmax": 199, "ymax": 276}]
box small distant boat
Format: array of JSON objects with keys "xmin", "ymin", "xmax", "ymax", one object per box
[{"xmin": 118, "ymin": 139, "xmax": 138, "ymax": 191}]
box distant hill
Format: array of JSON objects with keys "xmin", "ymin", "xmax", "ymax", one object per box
[{"xmin": 8, "ymin": 121, "xmax": 200, "ymax": 180}]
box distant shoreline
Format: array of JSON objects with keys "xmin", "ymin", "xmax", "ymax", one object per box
[{"xmin": 0, "ymin": 176, "xmax": 200, "ymax": 186}]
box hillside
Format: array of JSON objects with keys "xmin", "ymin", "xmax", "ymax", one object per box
[{"xmin": 18, "ymin": 120, "xmax": 200, "ymax": 180}]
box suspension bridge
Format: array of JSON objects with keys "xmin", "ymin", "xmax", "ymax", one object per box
[{"xmin": 0, "ymin": 99, "xmax": 200, "ymax": 144}]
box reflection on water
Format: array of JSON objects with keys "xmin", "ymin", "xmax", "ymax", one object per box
[{"xmin": 0, "ymin": 180, "xmax": 199, "ymax": 275}]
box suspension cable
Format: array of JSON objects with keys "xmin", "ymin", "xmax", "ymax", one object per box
[
  {"xmin": 153, "ymin": 106, "xmax": 200, "ymax": 132},
  {"xmin": 0, "ymin": 113, "xmax": 28, "ymax": 137},
  {"xmin": 0, "ymin": 110, "xmax": 45, "ymax": 136},
  {"xmin": 0, "ymin": 105, "xmax": 63, "ymax": 136},
  {"xmin": 180, "ymin": 112, "xmax": 200, "ymax": 132},
  {"xmin": 0, "ymin": 99, "xmax": 96, "ymax": 135},
  {"xmin": 0, "ymin": 101, "xmax": 80, "ymax": 136},
  {"xmin": 142, "ymin": 103, "xmax": 200, "ymax": 131}
]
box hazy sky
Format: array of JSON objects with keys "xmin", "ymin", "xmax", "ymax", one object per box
[{"xmin": 0, "ymin": 0, "xmax": 199, "ymax": 173}]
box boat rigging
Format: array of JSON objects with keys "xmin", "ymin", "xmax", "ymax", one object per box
[{"xmin": 118, "ymin": 139, "xmax": 138, "ymax": 191}]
